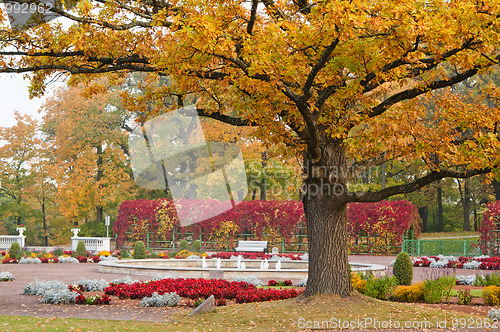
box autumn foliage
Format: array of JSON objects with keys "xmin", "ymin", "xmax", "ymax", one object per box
[
  {"xmin": 115, "ymin": 199, "xmax": 420, "ymax": 249},
  {"xmin": 479, "ymin": 201, "xmax": 500, "ymax": 254}
]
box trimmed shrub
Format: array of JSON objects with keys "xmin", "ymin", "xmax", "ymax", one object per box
[
  {"xmin": 364, "ymin": 276, "xmax": 398, "ymax": 300},
  {"xmin": 483, "ymin": 286, "xmax": 500, "ymax": 306},
  {"xmin": 393, "ymin": 251, "xmax": 413, "ymax": 286},
  {"xmin": 9, "ymin": 241, "xmax": 21, "ymax": 260},
  {"xmin": 192, "ymin": 240, "xmax": 202, "ymax": 252},
  {"xmin": 392, "ymin": 282, "xmax": 425, "ymax": 303},
  {"xmin": 120, "ymin": 249, "xmax": 129, "ymax": 258},
  {"xmin": 76, "ymin": 241, "xmax": 87, "ymax": 257},
  {"xmin": 351, "ymin": 273, "xmax": 367, "ymax": 294},
  {"xmin": 133, "ymin": 241, "xmax": 147, "ymax": 259},
  {"xmin": 179, "ymin": 240, "xmax": 189, "ymax": 251}
]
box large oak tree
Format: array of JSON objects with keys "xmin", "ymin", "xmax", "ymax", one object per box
[{"xmin": 1, "ymin": 0, "xmax": 500, "ymax": 296}]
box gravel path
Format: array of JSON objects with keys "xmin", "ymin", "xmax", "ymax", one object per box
[{"xmin": 0, "ymin": 263, "xmax": 177, "ymax": 321}]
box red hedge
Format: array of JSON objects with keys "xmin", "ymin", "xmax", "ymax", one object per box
[
  {"xmin": 479, "ymin": 201, "xmax": 500, "ymax": 254},
  {"xmin": 115, "ymin": 199, "xmax": 421, "ymax": 247}
]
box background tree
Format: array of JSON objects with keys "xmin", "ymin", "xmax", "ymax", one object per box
[
  {"xmin": 1, "ymin": 0, "xmax": 500, "ymax": 297},
  {"xmin": 0, "ymin": 113, "xmax": 41, "ymax": 231},
  {"xmin": 41, "ymin": 84, "xmax": 136, "ymax": 226}
]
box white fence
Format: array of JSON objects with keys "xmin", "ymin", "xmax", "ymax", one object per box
[
  {"xmin": 0, "ymin": 228, "xmax": 26, "ymax": 250},
  {"xmin": 70, "ymin": 229, "xmax": 110, "ymax": 253},
  {"xmin": 71, "ymin": 237, "xmax": 111, "ymax": 253},
  {"xmin": 0, "ymin": 228, "xmax": 110, "ymax": 253},
  {"xmin": 0, "ymin": 235, "xmax": 25, "ymax": 250}
]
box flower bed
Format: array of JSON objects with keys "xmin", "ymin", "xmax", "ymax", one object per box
[
  {"xmin": 104, "ymin": 278, "xmax": 303, "ymax": 303},
  {"xmin": 410, "ymin": 255, "xmax": 499, "ymax": 270}
]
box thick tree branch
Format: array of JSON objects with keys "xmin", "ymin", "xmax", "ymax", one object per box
[
  {"xmin": 366, "ymin": 60, "xmax": 499, "ymax": 120},
  {"xmin": 302, "ymin": 36, "xmax": 340, "ymax": 100},
  {"xmin": 348, "ymin": 168, "xmax": 490, "ymax": 203},
  {"xmin": 360, "ymin": 38, "xmax": 480, "ymax": 94},
  {"xmin": 261, "ymin": 0, "xmax": 286, "ymax": 21},
  {"xmin": 247, "ymin": 0, "xmax": 259, "ymax": 35},
  {"xmin": 195, "ymin": 109, "xmax": 257, "ymax": 126}
]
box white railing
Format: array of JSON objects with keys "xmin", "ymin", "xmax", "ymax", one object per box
[
  {"xmin": 0, "ymin": 228, "xmax": 26, "ymax": 249},
  {"xmin": 71, "ymin": 237, "xmax": 111, "ymax": 253},
  {"xmin": 70, "ymin": 228, "xmax": 110, "ymax": 253},
  {"xmin": 0, "ymin": 236, "xmax": 25, "ymax": 249}
]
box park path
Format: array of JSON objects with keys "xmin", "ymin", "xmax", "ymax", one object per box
[{"xmin": 0, "ymin": 263, "xmax": 173, "ymax": 321}]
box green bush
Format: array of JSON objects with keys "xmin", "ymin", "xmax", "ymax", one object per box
[
  {"xmin": 423, "ymin": 276, "xmax": 455, "ymax": 304},
  {"xmin": 364, "ymin": 276, "xmax": 398, "ymax": 300},
  {"xmin": 120, "ymin": 249, "xmax": 129, "ymax": 258},
  {"xmin": 76, "ymin": 241, "xmax": 87, "ymax": 257},
  {"xmin": 133, "ymin": 241, "xmax": 147, "ymax": 259},
  {"xmin": 179, "ymin": 240, "xmax": 189, "ymax": 251},
  {"xmin": 475, "ymin": 273, "xmax": 500, "ymax": 287},
  {"xmin": 149, "ymin": 251, "xmax": 158, "ymax": 258},
  {"xmin": 9, "ymin": 241, "xmax": 22, "ymax": 259},
  {"xmin": 393, "ymin": 251, "xmax": 413, "ymax": 286},
  {"xmin": 53, "ymin": 248, "xmax": 64, "ymax": 256},
  {"xmin": 458, "ymin": 289, "xmax": 472, "ymax": 305},
  {"xmin": 423, "ymin": 279, "xmax": 444, "ymax": 304},
  {"xmin": 192, "ymin": 240, "xmax": 202, "ymax": 252}
]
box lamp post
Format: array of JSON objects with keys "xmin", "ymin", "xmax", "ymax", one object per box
[{"xmin": 105, "ymin": 215, "xmax": 110, "ymax": 238}]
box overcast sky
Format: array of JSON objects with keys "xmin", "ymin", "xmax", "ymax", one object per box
[{"xmin": 0, "ymin": 73, "xmax": 60, "ymax": 128}]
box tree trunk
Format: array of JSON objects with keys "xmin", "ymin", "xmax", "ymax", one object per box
[
  {"xmin": 474, "ymin": 209, "xmax": 478, "ymax": 231},
  {"xmin": 493, "ymin": 179, "xmax": 500, "ymax": 201},
  {"xmin": 457, "ymin": 178, "xmax": 471, "ymax": 231},
  {"xmin": 251, "ymin": 188, "xmax": 257, "ymax": 200},
  {"xmin": 96, "ymin": 206, "xmax": 104, "ymax": 224},
  {"xmin": 437, "ymin": 181, "xmax": 443, "ymax": 232},
  {"xmin": 259, "ymin": 151, "xmax": 268, "ymax": 201},
  {"xmin": 42, "ymin": 198, "xmax": 48, "ymax": 247},
  {"xmin": 96, "ymin": 144, "xmax": 104, "ymax": 224},
  {"xmin": 463, "ymin": 178, "xmax": 471, "ymax": 231},
  {"xmin": 418, "ymin": 206, "xmax": 428, "ymax": 233},
  {"xmin": 302, "ymin": 142, "xmax": 352, "ymax": 297}
]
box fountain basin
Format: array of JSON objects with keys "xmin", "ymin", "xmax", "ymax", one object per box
[{"xmin": 98, "ymin": 258, "xmax": 387, "ymax": 281}]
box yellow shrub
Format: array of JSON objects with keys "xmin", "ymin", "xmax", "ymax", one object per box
[
  {"xmin": 210, "ymin": 221, "xmax": 239, "ymax": 249},
  {"xmin": 351, "ymin": 273, "xmax": 367, "ymax": 294},
  {"xmin": 98, "ymin": 250, "xmax": 111, "ymax": 257},
  {"xmin": 4, "ymin": 253, "xmax": 10, "ymax": 260},
  {"xmin": 483, "ymin": 286, "xmax": 500, "ymax": 306},
  {"xmin": 175, "ymin": 250, "xmax": 194, "ymax": 259},
  {"xmin": 393, "ymin": 282, "xmax": 425, "ymax": 302},
  {"xmin": 31, "ymin": 252, "xmax": 36, "ymax": 258}
]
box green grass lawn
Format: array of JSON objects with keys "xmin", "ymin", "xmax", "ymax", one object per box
[
  {"xmin": 419, "ymin": 231, "xmax": 480, "ymax": 239},
  {"xmin": 0, "ymin": 294, "xmax": 489, "ymax": 331},
  {"xmin": 450, "ymin": 288, "xmax": 483, "ymax": 298}
]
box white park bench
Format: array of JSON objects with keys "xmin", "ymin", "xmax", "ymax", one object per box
[{"xmin": 234, "ymin": 240, "xmax": 269, "ymax": 253}]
